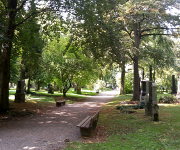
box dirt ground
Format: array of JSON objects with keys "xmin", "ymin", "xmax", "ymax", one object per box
[{"xmin": 0, "ymin": 91, "xmax": 118, "ymax": 150}]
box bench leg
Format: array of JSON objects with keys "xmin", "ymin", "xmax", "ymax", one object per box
[
  {"xmin": 92, "ymin": 120, "xmax": 98, "ymax": 129},
  {"xmin": 56, "ymin": 102, "xmax": 66, "ymax": 107},
  {"xmin": 80, "ymin": 128, "xmax": 92, "ymax": 137},
  {"xmin": 56, "ymin": 102, "xmax": 62, "ymax": 107}
]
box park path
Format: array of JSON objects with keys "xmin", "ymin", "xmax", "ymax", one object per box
[{"xmin": 0, "ymin": 90, "xmax": 118, "ymax": 150}]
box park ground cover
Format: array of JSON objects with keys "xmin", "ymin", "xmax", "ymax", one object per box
[
  {"xmin": 4, "ymin": 88, "xmax": 97, "ymax": 117},
  {"xmin": 65, "ymin": 94, "xmax": 180, "ymax": 150}
]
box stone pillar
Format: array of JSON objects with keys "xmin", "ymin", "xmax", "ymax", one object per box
[
  {"xmin": 145, "ymin": 81, "xmax": 153, "ymax": 116},
  {"xmin": 171, "ymin": 75, "xmax": 177, "ymax": 94},
  {"xmin": 48, "ymin": 84, "xmax": 54, "ymax": 94},
  {"xmin": 152, "ymin": 83, "xmax": 159, "ymax": 121},
  {"xmin": 176, "ymin": 75, "xmax": 180, "ymax": 99},
  {"xmin": 140, "ymin": 80, "xmax": 149, "ymax": 109}
]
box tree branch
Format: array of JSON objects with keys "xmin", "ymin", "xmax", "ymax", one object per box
[
  {"xmin": 141, "ymin": 33, "xmax": 177, "ymax": 37},
  {"xmin": 126, "ymin": 51, "xmax": 134, "ymax": 61},
  {"xmin": 123, "ymin": 27, "xmax": 133, "ymax": 39},
  {"xmin": 141, "ymin": 27, "xmax": 180, "ymax": 34},
  {"xmin": 63, "ymin": 36, "xmax": 73, "ymax": 56},
  {"xmin": 15, "ymin": 8, "xmax": 49, "ymax": 27}
]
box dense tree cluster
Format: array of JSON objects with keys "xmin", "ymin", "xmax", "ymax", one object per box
[{"xmin": 0, "ymin": 0, "xmax": 179, "ymax": 112}]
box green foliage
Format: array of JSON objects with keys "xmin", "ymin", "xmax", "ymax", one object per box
[
  {"xmin": 43, "ymin": 35, "xmax": 99, "ymax": 95},
  {"xmin": 124, "ymin": 72, "xmax": 133, "ymax": 94},
  {"xmin": 13, "ymin": 0, "xmax": 44, "ymax": 82},
  {"xmin": 140, "ymin": 36, "xmax": 175, "ymax": 74},
  {"xmin": 159, "ymin": 95, "xmax": 178, "ymax": 104}
]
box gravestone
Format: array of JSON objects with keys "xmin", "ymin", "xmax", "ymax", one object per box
[
  {"xmin": 140, "ymin": 81, "xmax": 149, "ymax": 101},
  {"xmin": 15, "ymin": 80, "xmax": 26, "ymax": 103},
  {"xmin": 48, "ymin": 84, "xmax": 54, "ymax": 94},
  {"xmin": 144, "ymin": 81, "xmax": 153, "ymax": 116},
  {"xmin": 152, "ymin": 83, "xmax": 159, "ymax": 121},
  {"xmin": 176, "ymin": 74, "xmax": 180, "ymax": 99},
  {"xmin": 171, "ymin": 75, "xmax": 177, "ymax": 94},
  {"xmin": 140, "ymin": 81, "xmax": 149, "ymax": 109}
]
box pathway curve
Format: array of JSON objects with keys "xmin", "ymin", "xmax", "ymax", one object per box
[{"xmin": 0, "ymin": 90, "xmax": 118, "ymax": 150}]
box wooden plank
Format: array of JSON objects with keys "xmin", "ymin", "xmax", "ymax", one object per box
[
  {"xmin": 77, "ymin": 116, "xmax": 91, "ymax": 127},
  {"xmin": 82, "ymin": 117, "xmax": 92, "ymax": 128},
  {"xmin": 91, "ymin": 111, "xmax": 99, "ymax": 119}
]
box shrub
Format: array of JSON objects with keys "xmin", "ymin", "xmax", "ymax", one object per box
[
  {"xmin": 159, "ymin": 95, "xmax": 178, "ymax": 104},
  {"xmin": 125, "ymin": 72, "xmax": 133, "ymax": 94}
]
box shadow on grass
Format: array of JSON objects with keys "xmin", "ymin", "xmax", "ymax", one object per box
[{"xmin": 65, "ymin": 95, "xmax": 180, "ymax": 150}]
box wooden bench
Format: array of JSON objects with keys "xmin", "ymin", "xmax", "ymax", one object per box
[
  {"xmin": 77, "ymin": 111, "xmax": 99, "ymax": 137},
  {"xmin": 56, "ymin": 101, "xmax": 66, "ymax": 107}
]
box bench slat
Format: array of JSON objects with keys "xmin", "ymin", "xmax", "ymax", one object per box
[
  {"xmin": 81, "ymin": 117, "xmax": 92, "ymax": 128},
  {"xmin": 91, "ymin": 112, "xmax": 99, "ymax": 120},
  {"xmin": 77, "ymin": 111, "xmax": 100, "ymax": 136},
  {"xmin": 77, "ymin": 116, "xmax": 91, "ymax": 127}
]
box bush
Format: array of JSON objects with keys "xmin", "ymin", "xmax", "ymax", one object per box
[
  {"xmin": 125, "ymin": 73, "xmax": 133, "ymax": 94},
  {"xmin": 159, "ymin": 95, "xmax": 178, "ymax": 104}
]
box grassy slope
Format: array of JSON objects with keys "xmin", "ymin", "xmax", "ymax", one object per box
[{"xmin": 66, "ymin": 95, "xmax": 180, "ymax": 150}]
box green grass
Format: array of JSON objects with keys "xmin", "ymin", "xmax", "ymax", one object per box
[
  {"xmin": 9, "ymin": 88, "xmax": 97, "ymax": 97},
  {"xmin": 67, "ymin": 88, "xmax": 98, "ymax": 96},
  {"xmin": 9, "ymin": 88, "xmax": 98, "ymax": 105},
  {"xmin": 9, "ymin": 89, "xmax": 16, "ymax": 95},
  {"xmin": 26, "ymin": 95, "xmax": 75, "ymax": 104},
  {"xmin": 65, "ymin": 95, "xmax": 180, "ymax": 150},
  {"xmin": 26, "ymin": 95, "xmax": 55, "ymax": 103}
]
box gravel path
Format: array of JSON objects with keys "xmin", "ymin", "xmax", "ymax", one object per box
[{"xmin": 0, "ymin": 90, "xmax": 118, "ymax": 150}]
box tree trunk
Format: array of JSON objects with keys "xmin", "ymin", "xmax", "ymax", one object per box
[
  {"xmin": 74, "ymin": 84, "xmax": 77, "ymax": 92},
  {"xmin": 149, "ymin": 65, "xmax": 153, "ymax": 81},
  {"xmin": 132, "ymin": 55, "xmax": 140, "ymax": 101},
  {"xmin": 27, "ymin": 78, "xmax": 31, "ymax": 94},
  {"xmin": 63, "ymin": 89, "xmax": 67, "ymax": 97},
  {"xmin": 142, "ymin": 68, "xmax": 145, "ymax": 80},
  {"xmin": 76, "ymin": 84, "xmax": 82, "ymax": 94},
  {"xmin": 15, "ymin": 80, "xmax": 26, "ymax": 103},
  {"xmin": 120, "ymin": 61, "xmax": 125, "ymax": 95},
  {"xmin": 132, "ymin": 23, "xmax": 141, "ymax": 101},
  {"xmin": 35, "ymin": 81, "xmax": 40, "ymax": 91},
  {"xmin": 153, "ymin": 68, "xmax": 156, "ymax": 82},
  {"xmin": 0, "ymin": 0, "xmax": 17, "ymax": 112}
]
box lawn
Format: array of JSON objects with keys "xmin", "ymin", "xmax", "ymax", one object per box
[
  {"xmin": 9, "ymin": 88, "xmax": 99, "ymax": 105},
  {"xmin": 65, "ymin": 94, "xmax": 180, "ymax": 150},
  {"xmin": 9, "ymin": 88, "xmax": 97, "ymax": 98}
]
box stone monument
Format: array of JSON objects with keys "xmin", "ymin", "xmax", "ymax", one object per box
[
  {"xmin": 152, "ymin": 83, "xmax": 159, "ymax": 121},
  {"xmin": 176, "ymin": 74, "xmax": 180, "ymax": 99},
  {"xmin": 15, "ymin": 80, "xmax": 26, "ymax": 103}
]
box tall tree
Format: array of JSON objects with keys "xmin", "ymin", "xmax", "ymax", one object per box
[
  {"xmin": 116, "ymin": 0, "xmax": 179, "ymax": 100},
  {"xmin": 0, "ymin": 0, "xmax": 68, "ymax": 112},
  {"xmin": 15, "ymin": 0, "xmax": 43, "ymax": 102},
  {"xmin": 0, "ymin": 0, "xmax": 19, "ymax": 112}
]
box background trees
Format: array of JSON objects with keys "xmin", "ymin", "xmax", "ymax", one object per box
[
  {"xmin": 43, "ymin": 35, "xmax": 99, "ymax": 96},
  {"xmin": 0, "ymin": 0, "xmax": 179, "ymax": 112}
]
